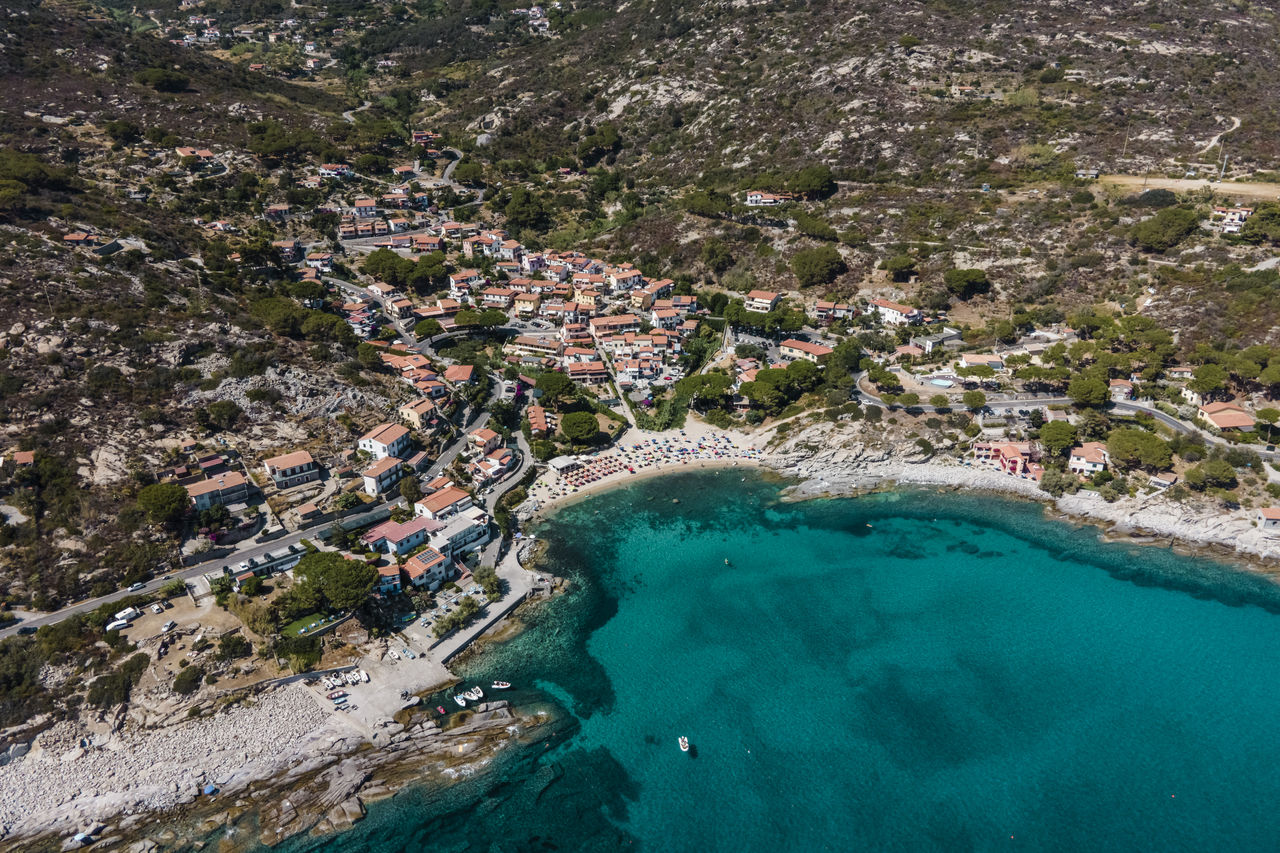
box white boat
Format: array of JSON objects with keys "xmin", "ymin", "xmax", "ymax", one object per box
[
  {"xmin": 453, "ymin": 694, "xmax": 467, "ymax": 707},
  {"xmin": 491, "ymin": 681, "xmax": 511, "ymax": 690},
  {"xmin": 464, "ymin": 686, "xmax": 484, "ymax": 701},
  {"xmin": 678, "ymin": 736, "xmax": 690, "ymax": 752},
  {"xmin": 359, "ymin": 669, "xmax": 370, "ymax": 683}
]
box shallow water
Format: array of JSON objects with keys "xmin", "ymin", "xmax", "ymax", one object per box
[{"xmin": 261, "ymin": 470, "xmax": 1280, "ymax": 852}]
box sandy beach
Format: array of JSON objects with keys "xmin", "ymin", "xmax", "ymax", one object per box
[{"xmin": 524, "ymin": 417, "xmax": 770, "ymax": 518}]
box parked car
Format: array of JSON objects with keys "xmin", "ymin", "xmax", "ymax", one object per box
[
  {"xmin": 16, "ymin": 626, "xmax": 37, "ymax": 636},
  {"xmin": 150, "ymin": 603, "xmax": 164, "ymax": 614},
  {"xmin": 105, "ymin": 619, "xmax": 131, "ymax": 632},
  {"xmin": 161, "ymin": 621, "xmax": 177, "ymax": 633}
]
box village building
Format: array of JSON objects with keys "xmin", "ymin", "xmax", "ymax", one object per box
[
  {"xmin": 973, "ymin": 442, "xmax": 1044, "ymax": 481},
  {"xmin": 744, "ymin": 290, "xmax": 780, "ymax": 313},
  {"xmin": 779, "ymin": 339, "xmax": 833, "ymax": 364},
  {"xmin": 361, "ymin": 456, "xmax": 406, "ymax": 497},
  {"xmin": 1259, "ymin": 508, "xmax": 1280, "ymax": 533},
  {"xmin": 358, "ymin": 423, "xmax": 412, "ymax": 459},
  {"xmin": 415, "ymin": 485, "xmax": 474, "ymax": 520},
  {"xmin": 1198, "ymin": 401, "xmax": 1256, "ymax": 432},
  {"xmin": 870, "ymin": 298, "xmax": 922, "ymax": 326},
  {"xmin": 262, "ymin": 450, "xmax": 320, "ymax": 489},
  {"xmin": 186, "ymin": 471, "xmax": 250, "ymax": 510},
  {"xmin": 1068, "ymin": 442, "xmax": 1110, "ymax": 476}
]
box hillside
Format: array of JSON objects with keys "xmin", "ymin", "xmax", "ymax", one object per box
[{"xmin": 424, "ymin": 0, "xmax": 1280, "ymax": 182}]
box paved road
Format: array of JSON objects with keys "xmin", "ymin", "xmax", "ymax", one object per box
[
  {"xmin": 0, "ymin": 361, "xmax": 509, "ymax": 640},
  {"xmin": 857, "ymin": 383, "xmax": 1279, "ymax": 463}
]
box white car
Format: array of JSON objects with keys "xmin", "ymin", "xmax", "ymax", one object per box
[{"xmin": 387, "ymin": 650, "xmax": 400, "ymax": 660}]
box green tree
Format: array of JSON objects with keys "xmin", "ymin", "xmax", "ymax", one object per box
[
  {"xmin": 929, "ymin": 394, "xmax": 950, "ymax": 410},
  {"xmin": 294, "ymin": 551, "xmax": 376, "ymax": 612},
  {"xmin": 1189, "ymin": 363, "xmax": 1229, "ymax": 399},
  {"xmin": 135, "ymin": 68, "xmax": 189, "ymax": 92},
  {"xmin": 1256, "ymin": 407, "xmax": 1280, "ymax": 440},
  {"xmin": 1184, "ymin": 458, "xmax": 1237, "ymax": 491},
  {"xmin": 400, "ymin": 476, "xmax": 423, "ymax": 503},
  {"xmin": 472, "ymin": 565, "xmax": 501, "ymax": 599},
  {"xmin": 217, "ymin": 634, "xmax": 251, "ymax": 660},
  {"xmin": 791, "ymin": 245, "xmax": 846, "ymax": 287},
  {"xmin": 452, "ymin": 160, "xmax": 484, "ymax": 185},
  {"xmin": 1129, "ymin": 207, "xmax": 1199, "ymax": 252},
  {"xmin": 199, "ymin": 400, "xmax": 243, "ymax": 431},
  {"xmin": 942, "ymin": 268, "xmax": 991, "ymax": 299},
  {"xmin": 561, "ymin": 411, "xmax": 599, "ymax": 444},
  {"xmin": 536, "ymin": 372, "xmax": 575, "ymax": 409},
  {"xmin": 789, "ymin": 165, "xmax": 836, "ymax": 199},
  {"xmin": 701, "ymin": 238, "xmax": 734, "ymax": 274},
  {"xmin": 881, "ymin": 254, "xmax": 916, "ymax": 282},
  {"xmin": 896, "ymin": 392, "xmax": 920, "ymax": 407},
  {"xmin": 1039, "ymin": 468, "xmax": 1080, "ymax": 497},
  {"xmin": 504, "ymin": 187, "xmax": 549, "ymax": 232},
  {"xmin": 414, "ymin": 319, "xmax": 443, "ymax": 338},
  {"xmin": 1106, "ymin": 429, "xmax": 1172, "ymax": 472},
  {"xmin": 1038, "ymin": 421, "xmax": 1078, "ymax": 457},
  {"xmin": 962, "ymin": 390, "xmax": 987, "ymax": 411},
  {"xmin": 1067, "ymin": 376, "xmax": 1108, "ymax": 407},
  {"xmin": 172, "ymin": 666, "xmax": 204, "ymax": 694},
  {"xmin": 136, "ymin": 482, "xmax": 189, "ymax": 526}
]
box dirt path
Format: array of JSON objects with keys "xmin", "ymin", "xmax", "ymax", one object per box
[
  {"xmin": 1101, "ymin": 174, "xmax": 1280, "ymax": 201},
  {"xmin": 1196, "ymin": 115, "xmax": 1240, "ymax": 156}
]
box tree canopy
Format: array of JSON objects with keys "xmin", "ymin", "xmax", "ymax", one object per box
[
  {"xmin": 791, "ymin": 245, "xmax": 846, "ymax": 287},
  {"xmin": 294, "ymin": 551, "xmax": 376, "ymax": 612},
  {"xmin": 560, "ymin": 410, "xmax": 599, "ymax": 444},
  {"xmin": 136, "ymin": 483, "xmax": 189, "ymax": 526}
]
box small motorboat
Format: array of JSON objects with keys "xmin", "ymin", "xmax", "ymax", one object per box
[
  {"xmin": 491, "ymin": 681, "xmax": 511, "ymax": 690},
  {"xmin": 437, "ymin": 706, "xmax": 447, "ymax": 715},
  {"xmin": 327, "ymin": 690, "xmax": 348, "ymax": 700},
  {"xmin": 453, "ymin": 694, "xmax": 467, "ymax": 707},
  {"xmin": 465, "ymin": 686, "xmax": 484, "ymax": 701},
  {"xmin": 678, "ymin": 736, "xmax": 690, "ymax": 752}
]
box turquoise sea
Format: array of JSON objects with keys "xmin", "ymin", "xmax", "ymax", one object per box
[{"xmin": 266, "ymin": 471, "xmax": 1280, "ymax": 852}]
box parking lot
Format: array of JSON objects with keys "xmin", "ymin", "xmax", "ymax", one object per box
[{"xmin": 397, "ymin": 584, "xmax": 490, "ymax": 649}]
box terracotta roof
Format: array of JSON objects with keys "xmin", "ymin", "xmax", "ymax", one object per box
[
  {"xmin": 263, "ymin": 450, "xmax": 314, "ymax": 470},
  {"xmin": 185, "ymin": 471, "xmax": 248, "ymax": 497},
  {"xmin": 417, "ymin": 486, "xmax": 471, "ymax": 514},
  {"xmin": 361, "ymin": 456, "xmax": 404, "ymax": 478},
  {"xmin": 360, "ymin": 423, "xmax": 409, "ymax": 446},
  {"xmin": 1070, "ymin": 442, "xmax": 1108, "ymax": 465}
]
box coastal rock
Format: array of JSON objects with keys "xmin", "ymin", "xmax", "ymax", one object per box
[{"xmin": 317, "ymin": 797, "xmax": 366, "ymax": 833}]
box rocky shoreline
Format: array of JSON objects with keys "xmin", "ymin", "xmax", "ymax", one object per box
[
  {"xmin": 0, "ymin": 686, "xmax": 556, "ymax": 853},
  {"xmin": 5, "ymin": 417, "xmax": 1278, "ymax": 852},
  {"xmin": 766, "ymin": 419, "xmax": 1280, "ymax": 571}
]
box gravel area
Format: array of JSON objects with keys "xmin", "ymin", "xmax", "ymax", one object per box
[{"xmin": 0, "ymin": 685, "xmax": 329, "ymax": 841}]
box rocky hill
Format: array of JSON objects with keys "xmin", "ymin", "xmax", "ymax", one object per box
[{"xmin": 426, "ymin": 0, "xmax": 1280, "ymax": 181}]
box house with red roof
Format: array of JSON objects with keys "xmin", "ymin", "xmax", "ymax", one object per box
[
  {"xmin": 1198, "ymin": 401, "xmax": 1255, "ymax": 432},
  {"xmin": 358, "ymin": 423, "xmax": 412, "ymax": 459},
  {"xmin": 1068, "ymin": 442, "xmax": 1110, "ymax": 476},
  {"xmin": 1259, "ymin": 508, "xmax": 1280, "ymax": 533}
]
